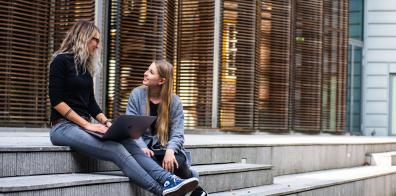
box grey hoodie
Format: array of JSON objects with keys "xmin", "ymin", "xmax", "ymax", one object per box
[{"xmin": 125, "ymin": 85, "xmax": 192, "ymax": 165}]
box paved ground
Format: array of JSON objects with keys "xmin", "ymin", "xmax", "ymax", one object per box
[{"xmin": 1, "ymin": 131, "xmax": 396, "ymax": 148}]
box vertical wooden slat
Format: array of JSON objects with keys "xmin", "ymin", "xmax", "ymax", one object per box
[
  {"xmin": 291, "ymin": 0, "xmax": 323, "ymax": 132},
  {"xmin": 0, "ymin": 0, "xmax": 50, "ymax": 126},
  {"xmin": 321, "ymin": 0, "xmax": 348, "ymax": 132},
  {"xmin": 51, "ymin": 0, "xmax": 96, "ymax": 53},
  {"xmin": 0, "ymin": 0, "xmax": 95, "ymax": 127},
  {"xmin": 175, "ymin": 0, "xmax": 215, "ymax": 128},
  {"xmin": 219, "ymin": 0, "xmax": 256, "ymax": 131},
  {"xmin": 106, "ymin": 0, "xmax": 177, "ymax": 118},
  {"xmin": 255, "ymin": 0, "xmax": 291, "ymax": 131}
]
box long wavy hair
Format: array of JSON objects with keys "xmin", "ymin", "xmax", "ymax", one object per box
[
  {"xmin": 146, "ymin": 60, "xmax": 174, "ymax": 146},
  {"xmin": 52, "ymin": 20, "xmax": 100, "ymax": 75}
]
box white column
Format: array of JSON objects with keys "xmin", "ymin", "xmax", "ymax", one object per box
[
  {"xmin": 94, "ymin": 0, "xmax": 107, "ymax": 109},
  {"xmin": 212, "ymin": 0, "xmax": 221, "ymax": 128}
]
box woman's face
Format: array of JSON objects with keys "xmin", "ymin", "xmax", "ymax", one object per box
[
  {"xmin": 88, "ymin": 31, "xmax": 100, "ymax": 54},
  {"xmin": 143, "ymin": 63, "xmax": 165, "ymax": 87}
]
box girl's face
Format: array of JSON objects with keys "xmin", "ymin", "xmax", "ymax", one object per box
[
  {"xmin": 143, "ymin": 62, "xmax": 165, "ymax": 87},
  {"xmin": 88, "ymin": 31, "xmax": 100, "ymax": 54}
]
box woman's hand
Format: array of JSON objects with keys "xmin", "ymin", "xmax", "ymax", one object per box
[
  {"xmin": 105, "ymin": 121, "xmax": 112, "ymax": 128},
  {"xmin": 142, "ymin": 148, "xmax": 154, "ymax": 157},
  {"xmin": 162, "ymin": 149, "xmax": 179, "ymax": 173},
  {"xmin": 83, "ymin": 123, "xmax": 108, "ymax": 134}
]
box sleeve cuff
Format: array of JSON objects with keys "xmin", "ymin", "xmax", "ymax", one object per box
[
  {"xmin": 135, "ymin": 138, "xmax": 148, "ymax": 148},
  {"xmin": 166, "ymin": 143, "xmax": 178, "ymax": 152}
]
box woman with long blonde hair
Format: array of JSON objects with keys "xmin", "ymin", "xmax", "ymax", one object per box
[
  {"xmin": 126, "ymin": 60, "xmax": 207, "ymax": 195},
  {"xmin": 49, "ymin": 20, "xmax": 198, "ymax": 196}
]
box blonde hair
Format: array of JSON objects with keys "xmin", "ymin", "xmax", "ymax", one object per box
[
  {"xmin": 146, "ymin": 60, "xmax": 174, "ymax": 146},
  {"xmin": 52, "ymin": 20, "xmax": 100, "ymax": 75}
]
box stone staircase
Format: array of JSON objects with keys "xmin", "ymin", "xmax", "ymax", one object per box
[
  {"xmin": 0, "ymin": 133, "xmax": 273, "ymax": 195},
  {"xmin": 2, "ymin": 133, "xmax": 396, "ymax": 195}
]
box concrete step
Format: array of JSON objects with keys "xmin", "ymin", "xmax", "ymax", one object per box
[
  {"xmin": 5, "ymin": 132, "xmax": 396, "ymax": 178},
  {"xmin": 0, "ymin": 163, "xmax": 272, "ymax": 196},
  {"xmin": 194, "ymin": 163, "xmax": 272, "ymax": 193},
  {"xmin": 0, "ymin": 145, "xmax": 270, "ymax": 177},
  {"xmin": 366, "ymin": 151, "xmax": 396, "ymax": 167},
  {"xmin": 211, "ymin": 166, "xmax": 396, "ymax": 196}
]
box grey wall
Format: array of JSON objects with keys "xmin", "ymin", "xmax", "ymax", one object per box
[{"xmin": 363, "ymin": 0, "xmax": 396, "ymax": 136}]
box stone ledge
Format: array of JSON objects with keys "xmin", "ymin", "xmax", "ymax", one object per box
[
  {"xmin": 0, "ymin": 173, "xmax": 129, "ymax": 192},
  {"xmin": 212, "ymin": 166, "xmax": 396, "ymax": 195},
  {"xmin": 0, "ymin": 163, "xmax": 272, "ymax": 193},
  {"xmin": 193, "ymin": 163, "xmax": 271, "ymax": 175}
]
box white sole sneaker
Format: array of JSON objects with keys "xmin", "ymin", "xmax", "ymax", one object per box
[{"xmin": 163, "ymin": 177, "xmax": 199, "ymax": 196}]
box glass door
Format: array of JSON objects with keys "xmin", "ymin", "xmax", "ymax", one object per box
[
  {"xmin": 346, "ymin": 40, "xmax": 363, "ymax": 134},
  {"xmin": 390, "ymin": 75, "xmax": 396, "ymax": 135}
]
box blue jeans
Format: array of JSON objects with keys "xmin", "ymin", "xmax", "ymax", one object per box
[{"xmin": 50, "ymin": 120, "xmax": 172, "ymax": 195}]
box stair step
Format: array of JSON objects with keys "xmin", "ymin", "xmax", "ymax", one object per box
[
  {"xmin": 367, "ymin": 151, "xmax": 396, "ymax": 166},
  {"xmin": 0, "ymin": 163, "xmax": 272, "ymax": 195},
  {"xmin": 194, "ymin": 163, "xmax": 272, "ymax": 193},
  {"xmin": 194, "ymin": 163, "xmax": 271, "ymax": 175},
  {"xmin": 9, "ymin": 133, "xmax": 396, "ymax": 179},
  {"xmin": 211, "ymin": 166, "xmax": 396, "ymax": 195},
  {"xmin": 0, "ymin": 173, "xmax": 128, "ymax": 193},
  {"xmin": 0, "ymin": 145, "xmax": 270, "ymax": 177}
]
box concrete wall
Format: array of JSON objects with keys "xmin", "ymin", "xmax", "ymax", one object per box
[{"xmin": 363, "ymin": 0, "xmax": 396, "ymax": 136}]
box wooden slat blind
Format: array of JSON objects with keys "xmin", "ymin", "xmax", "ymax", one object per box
[
  {"xmin": 1, "ymin": 0, "xmax": 50, "ymax": 126},
  {"xmin": 291, "ymin": 0, "xmax": 323, "ymax": 132},
  {"xmin": 0, "ymin": 0, "xmax": 95, "ymax": 127},
  {"xmin": 107, "ymin": 0, "xmax": 177, "ymax": 118},
  {"xmin": 175, "ymin": 0, "xmax": 215, "ymax": 128},
  {"xmin": 321, "ymin": 0, "xmax": 348, "ymax": 132},
  {"xmin": 1, "ymin": 0, "xmax": 350, "ymax": 131},
  {"xmin": 51, "ymin": 0, "xmax": 96, "ymax": 53},
  {"xmin": 219, "ymin": 0, "xmax": 257, "ymax": 130},
  {"xmin": 255, "ymin": 0, "xmax": 291, "ymax": 131}
]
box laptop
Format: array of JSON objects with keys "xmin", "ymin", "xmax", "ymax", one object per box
[{"xmin": 86, "ymin": 115, "xmax": 156, "ymax": 140}]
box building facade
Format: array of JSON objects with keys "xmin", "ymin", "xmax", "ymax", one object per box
[
  {"xmin": 361, "ymin": 0, "xmax": 396, "ymax": 136},
  {"xmin": 1, "ymin": 0, "xmax": 351, "ymax": 134}
]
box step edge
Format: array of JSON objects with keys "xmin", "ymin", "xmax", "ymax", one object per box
[
  {"xmin": 214, "ymin": 166, "xmax": 396, "ymax": 195},
  {"xmin": 6, "ymin": 141, "xmax": 396, "ymax": 152},
  {"xmin": 0, "ymin": 164, "xmax": 272, "ymax": 193},
  {"xmin": 194, "ymin": 164, "xmax": 272, "ymax": 175},
  {"xmin": 0, "ymin": 173, "xmax": 130, "ymax": 193}
]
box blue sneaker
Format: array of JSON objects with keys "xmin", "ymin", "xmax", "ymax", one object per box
[{"xmin": 163, "ymin": 175, "xmax": 199, "ymax": 196}]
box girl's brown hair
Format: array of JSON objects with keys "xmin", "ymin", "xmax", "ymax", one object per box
[{"xmin": 146, "ymin": 60, "xmax": 174, "ymax": 145}]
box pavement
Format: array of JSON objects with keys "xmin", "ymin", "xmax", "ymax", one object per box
[{"xmin": 1, "ymin": 131, "xmax": 396, "ymax": 149}]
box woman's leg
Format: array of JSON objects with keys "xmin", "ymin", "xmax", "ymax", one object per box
[
  {"xmin": 119, "ymin": 139, "xmax": 172, "ymax": 184},
  {"xmin": 174, "ymin": 153, "xmax": 194, "ymax": 179},
  {"xmin": 151, "ymin": 150, "xmax": 194, "ymax": 179},
  {"xmin": 50, "ymin": 122, "xmax": 164, "ymax": 195},
  {"xmin": 120, "ymin": 139, "xmax": 200, "ymax": 195},
  {"xmin": 150, "ymin": 149, "xmax": 204, "ymax": 195}
]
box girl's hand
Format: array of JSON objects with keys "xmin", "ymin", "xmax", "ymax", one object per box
[
  {"xmin": 162, "ymin": 149, "xmax": 179, "ymax": 173},
  {"xmin": 142, "ymin": 148, "xmax": 154, "ymax": 157},
  {"xmin": 83, "ymin": 123, "xmax": 108, "ymax": 133},
  {"xmin": 105, "ymin": 121, "xmax": 112, "ymax": 128}
]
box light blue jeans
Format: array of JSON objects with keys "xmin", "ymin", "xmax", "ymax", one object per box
[{"xmin": 50, "ymin": 120, "xmax": 171, "ymax": 195}]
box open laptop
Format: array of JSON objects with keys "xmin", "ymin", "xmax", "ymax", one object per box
[{"xmin": 86, "ymin": 115, "xmax": 156, "ymax": 141}]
